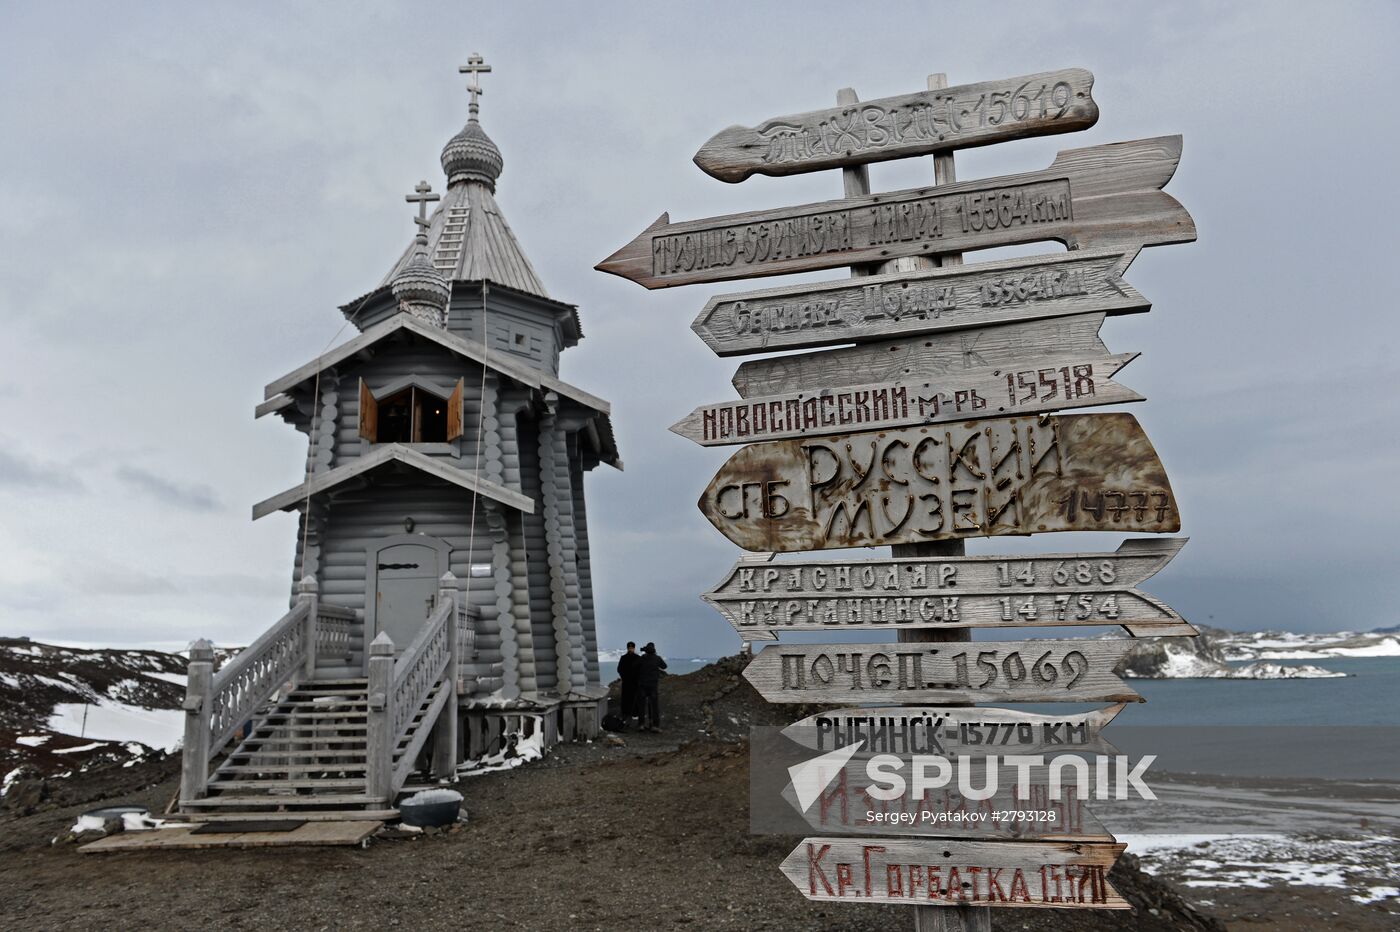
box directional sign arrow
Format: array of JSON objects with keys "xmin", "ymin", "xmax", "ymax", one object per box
[
  {"xmin": 781, "ymin": 837, "xmax": 1129, "ymax": 908},
  {"xmin": 671, "ymin": 351, "xmax": 1142, "ymax": 447},
  {"xmin": 596, "ymin": 135, "xmax": 1194, "ymax": 289},
  {"xmin": 779, "ymin": 759, "xmax": 1115, "ymax": 841},
  {"xmin": 697, "ymin": 413, "xmax": 1180, "ymax": 552},
  {"xmin": 703, "ymin": 538, "xmax": 1194, "ymax": 638},
  {"xmin": 741, "ymin": 639, "xmax": 1143, "ymax": 705},
  {"xmin": 691, "ymin": 246, "xmax": 1146, "ymax": 357},
  {"xmin": 732, "ymin": 311, "xmax": 1110, "ymax": 399},
  {"xmin": 693, "ymin": 68, "xmax": 1099, "ymax": 183},
  {"xmin": 781, "ymin": 705, "xmax": 1126, "ymax": 758}
]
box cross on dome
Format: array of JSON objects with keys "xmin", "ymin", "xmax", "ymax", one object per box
[
  {"xmin": 405, "ymin": 180, "xmax": 440, "ymax": 234},
  {"xmin": 460, "ymin": 53, "xmax": 491, "ymax": 121},
  {"xmin": 441, "ymin": 56, "xmax": 504, "ymax": 190}
]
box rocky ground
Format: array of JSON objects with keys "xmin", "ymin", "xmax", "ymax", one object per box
[{"xmin": 0, "ymin": 656, "xmax": 1394, "ymax": 931}]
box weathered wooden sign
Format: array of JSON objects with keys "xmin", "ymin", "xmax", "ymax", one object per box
[
  {"xmin": 690, "ymin": 246, "xmax": 1146, "ymax": 356},
  {"xmin": 704, "ymin": 538, "xmax": 1193, "ymax": 637},
  {"xmin": 596, "ymin": 135, "xmax": 1194, "ymax": 289},
  {"xmin": 698, "ymin": 413, "xmax": 1179, "ymax": 552},
  {"xmin": 694, "ymin": 68, "xmax": 1098, "ymax": 183},
  {"xmin": 782, "ymin": 764, "xmax": 1112, "ymax": 841},
  {"xmin": 672, "ymin": 351, "xmax": 1141, "ymax": 447},
  {"xmin": 781, "ymin": 837, "xmax": 1128, "ymax": 908},
  {"xmin": 782, "ymin": 705, "xmax": 1125, "ymax": 757},
  {"xmin": 741, "ymin": 640, "xmax": 1142, "ymax": 705},
  {"xmin": 732, "ymin": 312, "xmax": 1110, "ymax": 399}
]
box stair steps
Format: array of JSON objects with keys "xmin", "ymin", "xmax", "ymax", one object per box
[
  {"xmin": 182, "ymin": 793, "xmax": 385, "ymax": 809},
  {"xmin": 174, "ymin": 809, "xmax": 399, "ymax": 824},
  {"xmin": 219, "ymin": 763, "xmax": 369, "ymax": 774},
  {"xmin": 207, "ymin": 778, "xmax": 367, "ymax": 791},
  {"xmin": 185, "ymin": 674, "xmax": 453, "ymax": 821},
  {"xmin": 250, "ymin": 722, "xmax": 372, "ymax": 727},
  {"xmin": 228, "ymin": 749, "xmax": 367, "ymax": 760}
]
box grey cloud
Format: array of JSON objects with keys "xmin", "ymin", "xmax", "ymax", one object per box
[
  {"xmin": 0, "ymin": 444, "xmax": 84, "ymax": 493},
  {"xmin": 85, "ymin": 566, "xmax": 181, "ymax": 597},
  {"xmin": 115, "ymin": 465, "xmax": 222, "ymax": 513},
  {"xmin": 0, "ymin": 2, "xmax": 1395, "ymax": 654}
]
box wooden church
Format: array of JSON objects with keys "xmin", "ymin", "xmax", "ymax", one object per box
[{"xmin": 178, "ymin": 57, "xmax": 620, "ymax": 819}]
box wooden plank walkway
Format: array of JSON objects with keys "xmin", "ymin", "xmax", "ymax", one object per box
[{"xmin": 79, "ymin": 821, "xmax": 381, "ymax": 852}]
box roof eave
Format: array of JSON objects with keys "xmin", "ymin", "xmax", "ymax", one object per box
[{"xmin": 252, "ymin": 444, "xmax": 534, "ymax": 521}]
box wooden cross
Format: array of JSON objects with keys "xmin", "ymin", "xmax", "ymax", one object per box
[
  {"xmin": 459, "ymin": 53, "xmax": 491, "ymax": 119},
  {"xmin": 406, "ymin": 180, "xmax": 439, "ymax": 232}
]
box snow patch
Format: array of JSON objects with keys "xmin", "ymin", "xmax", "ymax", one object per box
[
  {"xmin": 1123, "ymin": 833, "xmax": 1396, "ymax": 896},
  {"xmin": 1218, "ymin": 631, "xmax": 1400, "ymax": 660},
  {"xmin": 1354, "ymin": 885, "xmax": 1400, "ymax": 905},
  {"xmin": 52, "ymin": 742, "xmax": 105, "ymax": 754},
  {"xmin": 403, "ymin": 788, "xmax": 463, "ymax": 806},
  {"xmin": 48, "ymin": 702, "xmax": 183, "ymax": 751},
  {"xmin": 1230, "ymin": 662, "xmax": 1345, "ymax": 679},
  {"xmin": 15, "ymin": 735, "xmax": 49, "ymax": 747},
  {"xmin": 1124, "ymin": 641, "xmax": 1344, "ymax": 679},
  {"xmin": 458, "ymin": 715, "xmax": 546, "ymax": 776}
]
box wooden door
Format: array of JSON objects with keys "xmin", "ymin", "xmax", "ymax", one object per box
[{"xmin": 373, "ymin": 543, "xmax": 441, "ymax": 652}]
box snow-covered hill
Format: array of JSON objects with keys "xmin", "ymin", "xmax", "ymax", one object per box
[
  {"xmin": 1, "ymin": 637, "xmax": 192, "ymax": 791},
  {"xmin": 1214, "ymin": 629, "xmax": 1400, "ymax": 661},
  {"xmin": 1118, "ymin": 629, "xmax": 1348, "ymax": 679}
]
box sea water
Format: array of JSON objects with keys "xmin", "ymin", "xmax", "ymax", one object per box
[
  {"xmin": 1098, "ymin": 657, "xmax": 1399, "ymax": 726},
  {"xmin": 599, "ymin": 657, "xmax": 710, "ymax": 685},
  {"xmin": 607, "ymin": 657, "xmax": 1399, "ymax": 726}
]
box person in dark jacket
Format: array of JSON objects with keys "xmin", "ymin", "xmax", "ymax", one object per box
[
  {"xmin": 616, "ymin": 641, "xmax": 641, "ymax": 724},
  {"xmin": 637, "ymin": 642, "xmax": 668, "ymax": 732}
]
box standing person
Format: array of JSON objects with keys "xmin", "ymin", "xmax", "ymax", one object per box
[
  {"xmin": 616, "ymin": 641, "xmax": 641, "ymax": 726},
  {"xmin": 638, "ymin": 642, "xmax": 668, "ymax": 732}
]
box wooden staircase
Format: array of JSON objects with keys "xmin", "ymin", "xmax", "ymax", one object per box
[
  {"xmin": 179, "ymin": 674, "xmax": 450, "ymax": 823},
  {"xmin": 179, "ymin": 576, "xmax": 465, "ymax": 824}
]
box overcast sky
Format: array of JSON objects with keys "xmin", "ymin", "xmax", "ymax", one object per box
[{"xmin": 1, "ymin": 2, "xmax": 1396, "ymax": 656}]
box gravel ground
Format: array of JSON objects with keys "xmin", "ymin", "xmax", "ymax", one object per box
[{"xmin": 0, "ymin": 658, "xmax": 1386, "ymax": 931}]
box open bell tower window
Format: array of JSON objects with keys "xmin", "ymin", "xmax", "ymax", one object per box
[{"xmin": 359, "ymin": 378, "xmax": 464, "ymax": 444}]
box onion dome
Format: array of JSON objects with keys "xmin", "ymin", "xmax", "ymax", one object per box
[
  {"xmin": 441, "ymin": 120, "xmax": 503, "ymax": 190},
  {"xmin": 392, "ymin": 232, "xmax": 451, "ymax": 327}
]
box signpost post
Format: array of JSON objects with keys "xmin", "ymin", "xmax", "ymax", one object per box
[{"xmin": 599, "ymin": 65, "xmax": 1196, "ymax": 931}]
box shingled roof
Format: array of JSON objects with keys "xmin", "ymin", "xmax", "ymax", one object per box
[{"xmin": 378, "ymin": 172, "xmax": 549, "ymax": 299}]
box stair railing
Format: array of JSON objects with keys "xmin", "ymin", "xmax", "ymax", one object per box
[
  {"xmin": 180, "ymin": 576, "xmax": 324, "ymax": 803},
  {"xmin": 365, "ymin": 571, "xmax": 460, "ymax": 803},
  {"xmin": 314, "ymin": 602, "xmax": 358, "ymax": 667}
]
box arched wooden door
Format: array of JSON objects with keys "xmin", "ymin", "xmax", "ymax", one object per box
[{"xmin": 366, "ymin": 534, "xmax": 451, "ymax": 656}]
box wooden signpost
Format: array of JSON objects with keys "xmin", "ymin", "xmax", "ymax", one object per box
[
  {"xmin": 601, "ymin": 63, "xmax": 1198, "ymax": 928},
  {"xmin": 595, "ymin": 136, "xmax": 1194, "ymax": 289},
  {"xmin": 781, "ymin": 838, "xmax": 1129, "ymax": 909},
  {"xmin": 731, "ymin": 312, "xmax": 1111, "ymax": 399},
  {"xmin": 782, "ymin": 705, "xmax": 1125, "ymax": 757},
  {"xmin": 740, "ymin": 639, "xmax": 1142, "ymax": 705},
  {"xmin": 693, "ymin": 68, "xmax": 1099, "ymax": 183},
  {"xmin": 690, "ymin": 246, "xmax": 1146, "ymax": 357},
  {"xmin": 782, "ymin": 765, "xmax": 1113, "ymax": 841},
  {"xmin": 672, "ymin": 351, "xmax": 1142, "ymax": 446},
  {"xmin": 698, "ymin": 413, "xmax": 1179, "ymax": 552},
  {"xmin": 704, "ymin": 538, "xmax": 1194, "ymax": 638}
]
